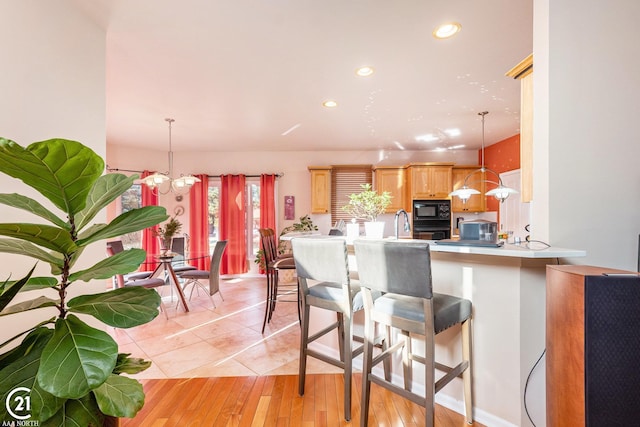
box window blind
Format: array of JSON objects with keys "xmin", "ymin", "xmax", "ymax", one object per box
[{"xmin": 330, "ymin": 165, "xmax": 373, "ymax": 225}]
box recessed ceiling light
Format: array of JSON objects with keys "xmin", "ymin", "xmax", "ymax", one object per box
[
  {"xmin": 322, "ymin": 100, "xmax": 338, "ymax": 108},
  {"xmin": 356, "ymin": 66, "xmax": 374, "ymax": 77},
  {"xmin": 433, "ymin": 22, "xmax": 461, "ymax": 39}
]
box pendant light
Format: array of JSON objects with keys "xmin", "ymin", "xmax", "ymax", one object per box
[
  {"xmin": 142, "ymin": 118, "xmax": 201, "ymax": 195},
  {"xmin": 449, "ymin": 111, "xmax": 518, "ymax": 203}
]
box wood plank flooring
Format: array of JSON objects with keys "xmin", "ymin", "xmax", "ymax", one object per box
[{"xmin": 121, "ymin": 373, "xmax": 485, "ymax": 427}]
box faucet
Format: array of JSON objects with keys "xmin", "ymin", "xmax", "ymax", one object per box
[{"xmin": 394, "ymin": 209, "xmax": 411, "ymax": 240}]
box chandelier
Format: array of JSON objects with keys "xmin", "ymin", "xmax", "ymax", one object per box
[
  {"xmin": 142, "ymin": 118, "xmax": 200, "ymax": 195},
  {"xmin": 449, "ymin": 111, "xmax": 518, "ymax": 203}
]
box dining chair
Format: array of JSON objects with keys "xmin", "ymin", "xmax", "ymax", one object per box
[
  {"xmin": 107, "ymin": 245, "xmax": 169, "ymax": 319},
  {"xmin": 291, "ymin": 236, "xmax": 388, "ymax": 422},
  {"xmin": 170, "ymin": 236, "xmax": 198, "ymax": 274},
  {"xmin": 259, "ymin": 228, "xmax": 298, "ymax": 333},
  {"xmin": 354, "ymin": 239, "xmax": 473, "ymax": 427},
  {"xmin": 106, "ymin": 240, "xmax": 152, "ymax": 281},
  {"xmin": 178, "ymin": 240, "xmax": 227, "ymax": 307}
]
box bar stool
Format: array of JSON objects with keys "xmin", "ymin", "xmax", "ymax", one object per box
[
  {"xmin": 354, "ymin": 239, "xmax": 473, "ymax": 427},
  {"xmin": 259, "ymin": 228, "xmax": 298, "ymax": 333},
  {"xmin": 292, "ymin": 236, "xmax": 388, "ymax": 421}
]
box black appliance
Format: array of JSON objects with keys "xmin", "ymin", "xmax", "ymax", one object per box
[{"xmin": 412, "ymin": 199, "xmax": 451, "ymax": 240}]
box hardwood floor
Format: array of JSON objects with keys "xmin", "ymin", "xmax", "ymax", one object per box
[
  {"xmin": 121, "ymin": 374, "xmax": 483, "ymax": 426},
  {"xmin": 110, "ymin": 274, "xmax": 483, "ymax": 426}
]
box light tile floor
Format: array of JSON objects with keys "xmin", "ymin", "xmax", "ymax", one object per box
[{"xmin": 107, "ymin": 275, "xmax": 344, "ymax": 379}]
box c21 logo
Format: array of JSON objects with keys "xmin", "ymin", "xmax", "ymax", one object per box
[{"xmin": 5, "ymin": 387, "xmax": 31, "ymax": 421}]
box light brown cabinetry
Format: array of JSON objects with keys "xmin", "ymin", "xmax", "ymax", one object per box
[
  {"xmin": 308, "ymin": 166, "xmax": 331, "ymax": 214},
  {"xmin": 407, "ymin": 163, "xmax": 453, "ymax": 200},
  {"xmin": 373, "ymin": 166, "xmax": 405, "ymax": 213},
  {"xmin": 451, "ymin": 166, "xmax": 485, "ymax": 212},
  {"xmin": 506, "ymin": 54, "xmax": 533, "ymax": 202}
]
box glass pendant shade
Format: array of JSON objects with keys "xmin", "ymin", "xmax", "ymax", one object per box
[
  {"xmin": 486, "ymin": 186, "xmax": 519, "ymax": 202},
  {"xmin": 449, "ymin": 186, "xmax": 481, "ymax": 203}
]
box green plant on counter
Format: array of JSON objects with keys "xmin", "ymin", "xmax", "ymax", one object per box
[
  {"xmin": 341, "ymin": 183, "xmax": 392, "ymax": 222},
  {"xmin": 254, "ymin": 214, "xmax": 318, "ymax": 269},
  {"xmin": 0, "ymin": 138, "xmax": 168, "ymax": 425}
]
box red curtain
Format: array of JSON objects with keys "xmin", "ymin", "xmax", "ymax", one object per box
[
  {"xmin": 260, "ymin": 174, "xmax": 276, "ymax": 230},
  {"xmin": 259, "ymin": 174, "xmax": 276, "ymax": 273},
  {"xmin": 189, "ymin": 174, "xmax": 210, "ymax": 270},
  {"xmin": 140, "ymin": 170, "xmax": 159, "ymax": 271},
  {"xmin": 220, "ymin": 174, "xmax": 247, "ymax": 275}
]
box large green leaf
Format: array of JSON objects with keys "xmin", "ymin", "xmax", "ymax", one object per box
[
  {"xmin": 0, "ymin": 138, "xmax": 104, "ymax": 216},
  {"xmin": 40, "ymin": 393, "xmax": 102, "ymax": 427},
  {"xmin": 21, "ymin": 276, "xmax": 59, "ymax": 292},
  {"xmin": 69, "ymin": 248, "xmax": 147, "ymax": 283},
  {"xmin": 0, "ymin": 238, "xmax": 64, "ymax": 268},
  {"xmin": 0, "ymin": 193, "xmax": 69, "ymax": 229},
  {"xmin": 75, "ymin": 173, "xmax": 138, "ymax": 232},
  {"xmin": 75, "ymin": 205, "xmax": 168, "ymax": 247},
  {"xmin": 38, "ymin": 315, "xmax": 117, "ymax": 399},
  {"xmin": 68, "ymin": 287, "xmax": 160, "ymax": 328},
  {"xmin": 93, "ymin": 374, "xmax": 145, "ymax": 418},
  {"xmin": 0, "ymin": 265, "xmax": 35, "ymax": 312},
  {"xmin": 0, "ymin": 223, "xmax": 76, "ymax": 254},
  {"xmin": 0, "ymin": 296, "xmax": 59, "ymax": 317},
  {"xmin": 0, "ymin": 276, "xmax": 57, "ymax": 294},
  {"xmin": 113, "ymin": 353, "xmax": 151, "ymax": 375},
  {"xmin": 0, "ymin": 328, "xmax": 64, "ymax": 424}
]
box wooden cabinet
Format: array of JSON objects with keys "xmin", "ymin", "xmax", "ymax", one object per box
[
  {"xmin": 506, "ymin": 54, "xmax": 533, "ymax": 202},
  {"xmin": 373, "ymin": 166, "xmax": 405, "ymax": 213},
  {"xmin": 308, "ymin": 166, "xmax": 331, "ymax": 214},
  {"xmin": 407, "ymin": 163, "xmax": 453, "ymax": 200},
  {"xmin": 451, "ymin": 166, "xmax": 485, "ymax": 212}
]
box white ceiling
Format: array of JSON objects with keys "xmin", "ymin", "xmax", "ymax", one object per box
[{"xmin": 71, "ymin": 0, "xmax": 533, "ymax": 153}]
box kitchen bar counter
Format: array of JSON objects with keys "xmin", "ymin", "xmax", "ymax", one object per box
[
  {"xmin": 425, "ymin": 241, "xmax": 585, "ymax": 427},
  {"xmin": 341, "ymin": 238, "xmax": 585, "ymax": 427},
  {"xmin": 298, "ymin": 235, "xmax": 585, "ymax": 426},
  {"xmin": 430, "ymin": 240, "xmax": 586, "ymax": 258}
]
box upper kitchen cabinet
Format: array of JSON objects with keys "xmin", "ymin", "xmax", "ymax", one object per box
[
  {"xmin": 407, "ymin": 163, "xmax": 453, "ymax": 201},
  {"xmin": 308, "ymin": 166, "xmax": 331, "ymax": 214},
  {"xmin": 452, "ymin": 166, "xmax": 485, "ymax": 212},
  {"xmin": 373, "ymin": 166, "xmax": 406, "ymax": 213},
  {"xmin": 506, "ymin": 54, "xmax": 533, "ymax": 202}
]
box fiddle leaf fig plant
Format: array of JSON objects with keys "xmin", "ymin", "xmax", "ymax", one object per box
[{"xmin": 0, "ymin": 137, "xmax": 168, "ymax": 425}]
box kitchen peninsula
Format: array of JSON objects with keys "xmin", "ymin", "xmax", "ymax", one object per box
[{"xmin": 425, "ymin": 241, "xmax": 586, "ymax": 427}]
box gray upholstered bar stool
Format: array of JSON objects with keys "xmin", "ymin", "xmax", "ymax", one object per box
[
  {"xmin": 354, "ymin": 239, "xmax": 473, "ymax": 427},
  {"xmin": 292, "ymin": 236, "xmax": 385, "ymax": 422}
]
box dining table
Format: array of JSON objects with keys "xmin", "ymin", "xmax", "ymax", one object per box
[{"xmin": 148, "ymin": 253, "xmax": 190, "ymax": 312}]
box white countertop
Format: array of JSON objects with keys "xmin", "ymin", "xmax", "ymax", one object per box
[
  {"xmin": 285, "ymin": 233, "xmax": 587, "ymax": 259},
  {"xmin": 428, "ymin": 240, "xmax": 586, "ymax": 258}
]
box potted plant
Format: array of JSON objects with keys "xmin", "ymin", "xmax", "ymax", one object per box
[
  {"xmin": 155, "ymin": 215, "xmax": 182, "ymax": 254},
  {"xmin": 254, "ymin": 215, "xmax": 317, "ymax": 270},
  {"xmin": 341, "ymin": 183, "xmax": 392, "ymax": 238},
  {"xmin": 0, "ymin": 137, "xmax": 168, "ymax": 425}
]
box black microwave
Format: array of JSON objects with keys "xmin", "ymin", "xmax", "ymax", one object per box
[{"xmin": 413, "ymin": 200, "xmax": 451, "ymax": 221}]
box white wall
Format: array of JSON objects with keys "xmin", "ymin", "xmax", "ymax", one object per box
[
  {"xmin": 0, "ymin": 1, "xmax": 106, "ymax": 342},
  {"xmin": 532, "ymin": 0, "xmax": 640, "ymax": 271}
]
